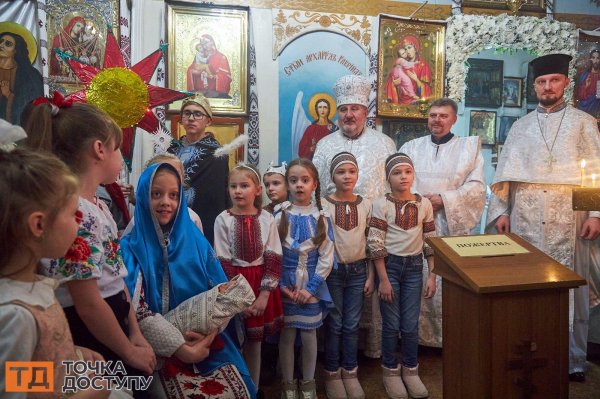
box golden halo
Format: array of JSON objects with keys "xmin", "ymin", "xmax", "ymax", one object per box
[
  {"xmin": 87, "ymin": 67, "xmax": 149, "ymax": 128},
  {"xmin": 0, "ymin": 21, "xmax": 38, "ymax": 64},
  {"xmin": 308, "ymin": 92, "xmax": 336, "ymax": 122},
  {"xmin": 189, "ymin": 33, "xmax": 221, "ymax": 56}
]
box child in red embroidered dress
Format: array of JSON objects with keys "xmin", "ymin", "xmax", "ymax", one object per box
[
  {"xmin": 213, "ymin": 163, "xmax": 284, "ymax": 390},
  {"xmin": 0, "ymin": 148, "xmax": 110, "ymax": 398}
]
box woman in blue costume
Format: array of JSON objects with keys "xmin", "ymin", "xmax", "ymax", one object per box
[{"xmin": 121, "ymin": 162, "xmax": 256, "ymax": 399}]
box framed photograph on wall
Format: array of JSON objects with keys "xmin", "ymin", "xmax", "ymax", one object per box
[
  {"xmin": 526, "ymin": 63, "xmax": 538, "ymax": 104},
  {"xmin": 46, "ymin": 0, "xmax": 120, "ymax": 94},
  {"xmin": 503, "ymin": 77, "xmax": 522, "ymax": 108},
  {"xmin": 469, "ymin": 110, "xmax": 496, "ymax": 145},
  {"xmin": 377, "ymin": 15, "xmax": 446, "ymax": 119},
  {"xmin": 574, "ymin": 31, "xmax": 600, "ymax": 122},
  {"xmin": 497, "ymin": 115, "xmax": 518, "ymax": 144},
  {"xmin": 465, "ymin": 59, "xmax": 503, "ymax": 108},
  {"xmin": 381, "ymin": 119, "xmax": 430, "ymax": 148},
  {"xmin": 167, "ymin": 3, "xmax": 248, "ymax": 115},
  {"xmin": 462, "ymin": 0, "xmax": 545, "ymax": 12}
]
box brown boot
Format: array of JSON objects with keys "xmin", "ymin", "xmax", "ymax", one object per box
[
  {"xmin": 401, "ymin": 365, "xmax": 428, "ymax": 398},
  {"xmin": 324, "ymin": 369, "xmax": 347, "ymax": 399},
  {"xmin": 341, "ymin": 367, "xmax": 365, "ymax": 399},
  {"xmin": 381, "ymin": 365, "xmax": 407, "ymax": 399}
]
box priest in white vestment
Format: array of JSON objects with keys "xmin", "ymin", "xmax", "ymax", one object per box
[
  {"xmin": 313, "ymin": 75, "xmax": 396, "ymax": 358},
  {"xmin": 487, "ymin": 54, "xmax": 600, "ymax": 381},
  {"xmin": 400, "ymin": 98, "xmax": 486, "ymax": 348}
]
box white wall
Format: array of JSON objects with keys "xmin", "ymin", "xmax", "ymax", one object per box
[{"xmin": 251, "ymin": 8, "xmax": 279, "ymax": 174}]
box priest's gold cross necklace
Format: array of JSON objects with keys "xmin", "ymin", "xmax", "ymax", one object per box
[{"xmin": 536, "ymin": 106, "xmax": 566, "ymax": 172}]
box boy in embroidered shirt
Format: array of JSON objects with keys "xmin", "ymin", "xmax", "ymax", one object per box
[{"xmin": 367, "ymin": 153, "xmax": 437, "ymax": 399}]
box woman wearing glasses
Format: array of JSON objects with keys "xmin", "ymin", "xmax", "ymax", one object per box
[{"xmin": 168, "ymin": 95, "xmax": 229, "ymax": 245}]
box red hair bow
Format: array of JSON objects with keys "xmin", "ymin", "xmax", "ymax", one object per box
[{"xmin": 32, "ymin": 91, "xmax": 73, "ymax": 109}]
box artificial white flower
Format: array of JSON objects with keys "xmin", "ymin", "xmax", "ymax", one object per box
[{"xmin": 445, "ymin": 14, "xmax": 577, "ymax": 103}]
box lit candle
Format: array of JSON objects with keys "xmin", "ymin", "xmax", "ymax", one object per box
[
  {"xmin": 593, "ymin": 174, "xmax": 597, "ymax": 188},
  {"xmin": 581, "ymin": 159, "xmax": 586, "ymax": 187}
]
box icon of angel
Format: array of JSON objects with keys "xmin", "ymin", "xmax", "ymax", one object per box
[{"xmin": 291, "ymin": 91, "xmax": 338, "ymax": 160}]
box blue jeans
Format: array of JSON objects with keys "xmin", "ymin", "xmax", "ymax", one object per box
[
  {"xmin": 379, "ymin": 254, "xmax": 423, "ymax": 369},
  {"xmin": 324, "ymin": 259, "xmax": 367, "ymax": 371}
]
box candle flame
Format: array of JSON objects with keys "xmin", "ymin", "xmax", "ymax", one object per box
[{"xmin": 581, "ymin": 159, "xmax": 586, "ymax": 168}]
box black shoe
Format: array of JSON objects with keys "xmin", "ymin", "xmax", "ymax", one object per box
[
  {"xmin": 569, "ymin": 372, "xmax": 585, "ymax": 382},
  {"xmin": 257, "ymin": 389, "xmax": 265, "ymax": 399}
]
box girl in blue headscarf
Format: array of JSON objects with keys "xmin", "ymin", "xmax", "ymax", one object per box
[{"xmin": 121, "ymin": 162, "xmax": 256, "ymax": 399}]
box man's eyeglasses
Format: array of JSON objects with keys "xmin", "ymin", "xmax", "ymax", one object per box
[{"xmin": 182, "ymin": 110, "xmax": 208, "ymax": 120}]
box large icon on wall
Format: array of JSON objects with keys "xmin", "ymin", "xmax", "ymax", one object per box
[
  {"xmin": 502, "ymin": 77, "xmax": 522, "ymax": 108},
  {"xmin": 575, "ymin": 31, "xmax": 600, "ymax": 122},
  {"xmin": 47, "ymin": 0, "xmax": 119, "ymax": 94},
  {"xmin": 0, "ymin": 22, "xmax": 43, "ymax": 124},
  {"xmin": 377, "ymin": 16, "xmax": 446, "ymax": 119},
  {"xmin": 167, "ymin": 4, "xmax": 248, "ymax": 115},
  {"xmin": 278, "ymin": 31, "xmax": 367, "ymax": 162},
  {"xmin": 465, "ymin": 58, "xmax": 503, "ymax": 108},
  {"xmin": 294, "ymin": 92, "xmax": 339, "ymax": 160},
  {"xmin": 469, "ymin": 110, "xmax": 497, "ymax": 145}
]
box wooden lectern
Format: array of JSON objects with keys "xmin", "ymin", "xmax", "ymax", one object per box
[{"xmin": 427, "ymin": 233, "xmax": 586, "ymax": 399}]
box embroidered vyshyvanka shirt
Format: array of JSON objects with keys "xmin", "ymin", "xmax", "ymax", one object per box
[
  {"xmin": 213, "ymin": 209, "xmax": 283, "ymax": 291},
  {"xmin": 322, "ymin": 195, "xmax": 371, "ymax": 264},
  {"xmin": 368, "ymin": 194, "xmax": 436, "ymax": 259}
]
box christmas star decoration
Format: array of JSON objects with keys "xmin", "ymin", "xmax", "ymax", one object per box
[{"xmin": 58, "ymin": 29, "xmax": 188, "ymax": 163}]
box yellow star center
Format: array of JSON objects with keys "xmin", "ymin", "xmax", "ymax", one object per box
[{"xmin": 87, "ymin": 67, "xmax": 149, "ymax": 128}]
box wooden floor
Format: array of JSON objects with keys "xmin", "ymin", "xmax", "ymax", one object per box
[{"xmin": 259, "ymin": 344, "xmax": 600, "ymax": 398}]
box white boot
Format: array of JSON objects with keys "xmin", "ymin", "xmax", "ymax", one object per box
[
  {"xmin": 401, "ymin": 364, "xmax": 428, "ymax": 398},
  {"xmin": 281, "ymin": 379, "xmax": 298, "ymax": 399},
  {"xmin": 381, "ymin": 365, "xmax": 407, "ymax": 399},
  {"xmin": 341, "ymin": 367, "xmax": 365, "ymax": 399},
  {"xmin": 324, "ymin": 368, "xmax": 347, "ymax": 399},
  {"xmin": 299, "ymin": 379, "xmax": 317, "ymax": 399}
]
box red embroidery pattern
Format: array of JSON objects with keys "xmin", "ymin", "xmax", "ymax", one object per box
[
  {"xmin": 200, "ymin": 379, "xmax": 226, "ymax": 395},
  {"xmin": 327, "ymin": 196, "xmax": 363, "ymax": 231},
  {"xmin": 334, "ymin": 202, "xmax": 359, "ymax": 231},
  {"xmin": 423, "ymin": 220, "xmax": 436, "ymax": 234},
  {"xmin": 136, "ymin": 287, "xmax": 154, "ymax": 321},
  {"xmin": 370, "ymin": 248, "xmax": 388, "ymax": 259},
  {"xmin": 232, "ymin": 214, "xmax": 263, "ymax": 263},
  {"xmin": 369, "ymin": 217, "xmax": 388, "ymax": 231},
  {"xmin": 160, "ymin": 360, "xmax": 249, "ymax": 398},
  {"xmin": 263, "ymin": 250, "xmax": 282, "ymax": 282},
  {"xmin": 395, "ymin": 203, "xmax": 418, "ymax": 230},
  {"xmin": 217, "ymin": 257, "xmax": 236, "ymax": 279},
  {"xmin": 64, "ymin": 236, "xmax": 91, "ymax": 262},
  {"xmin": 386, "ymin": 194, "xmax": 420, "ymax": 231}
]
